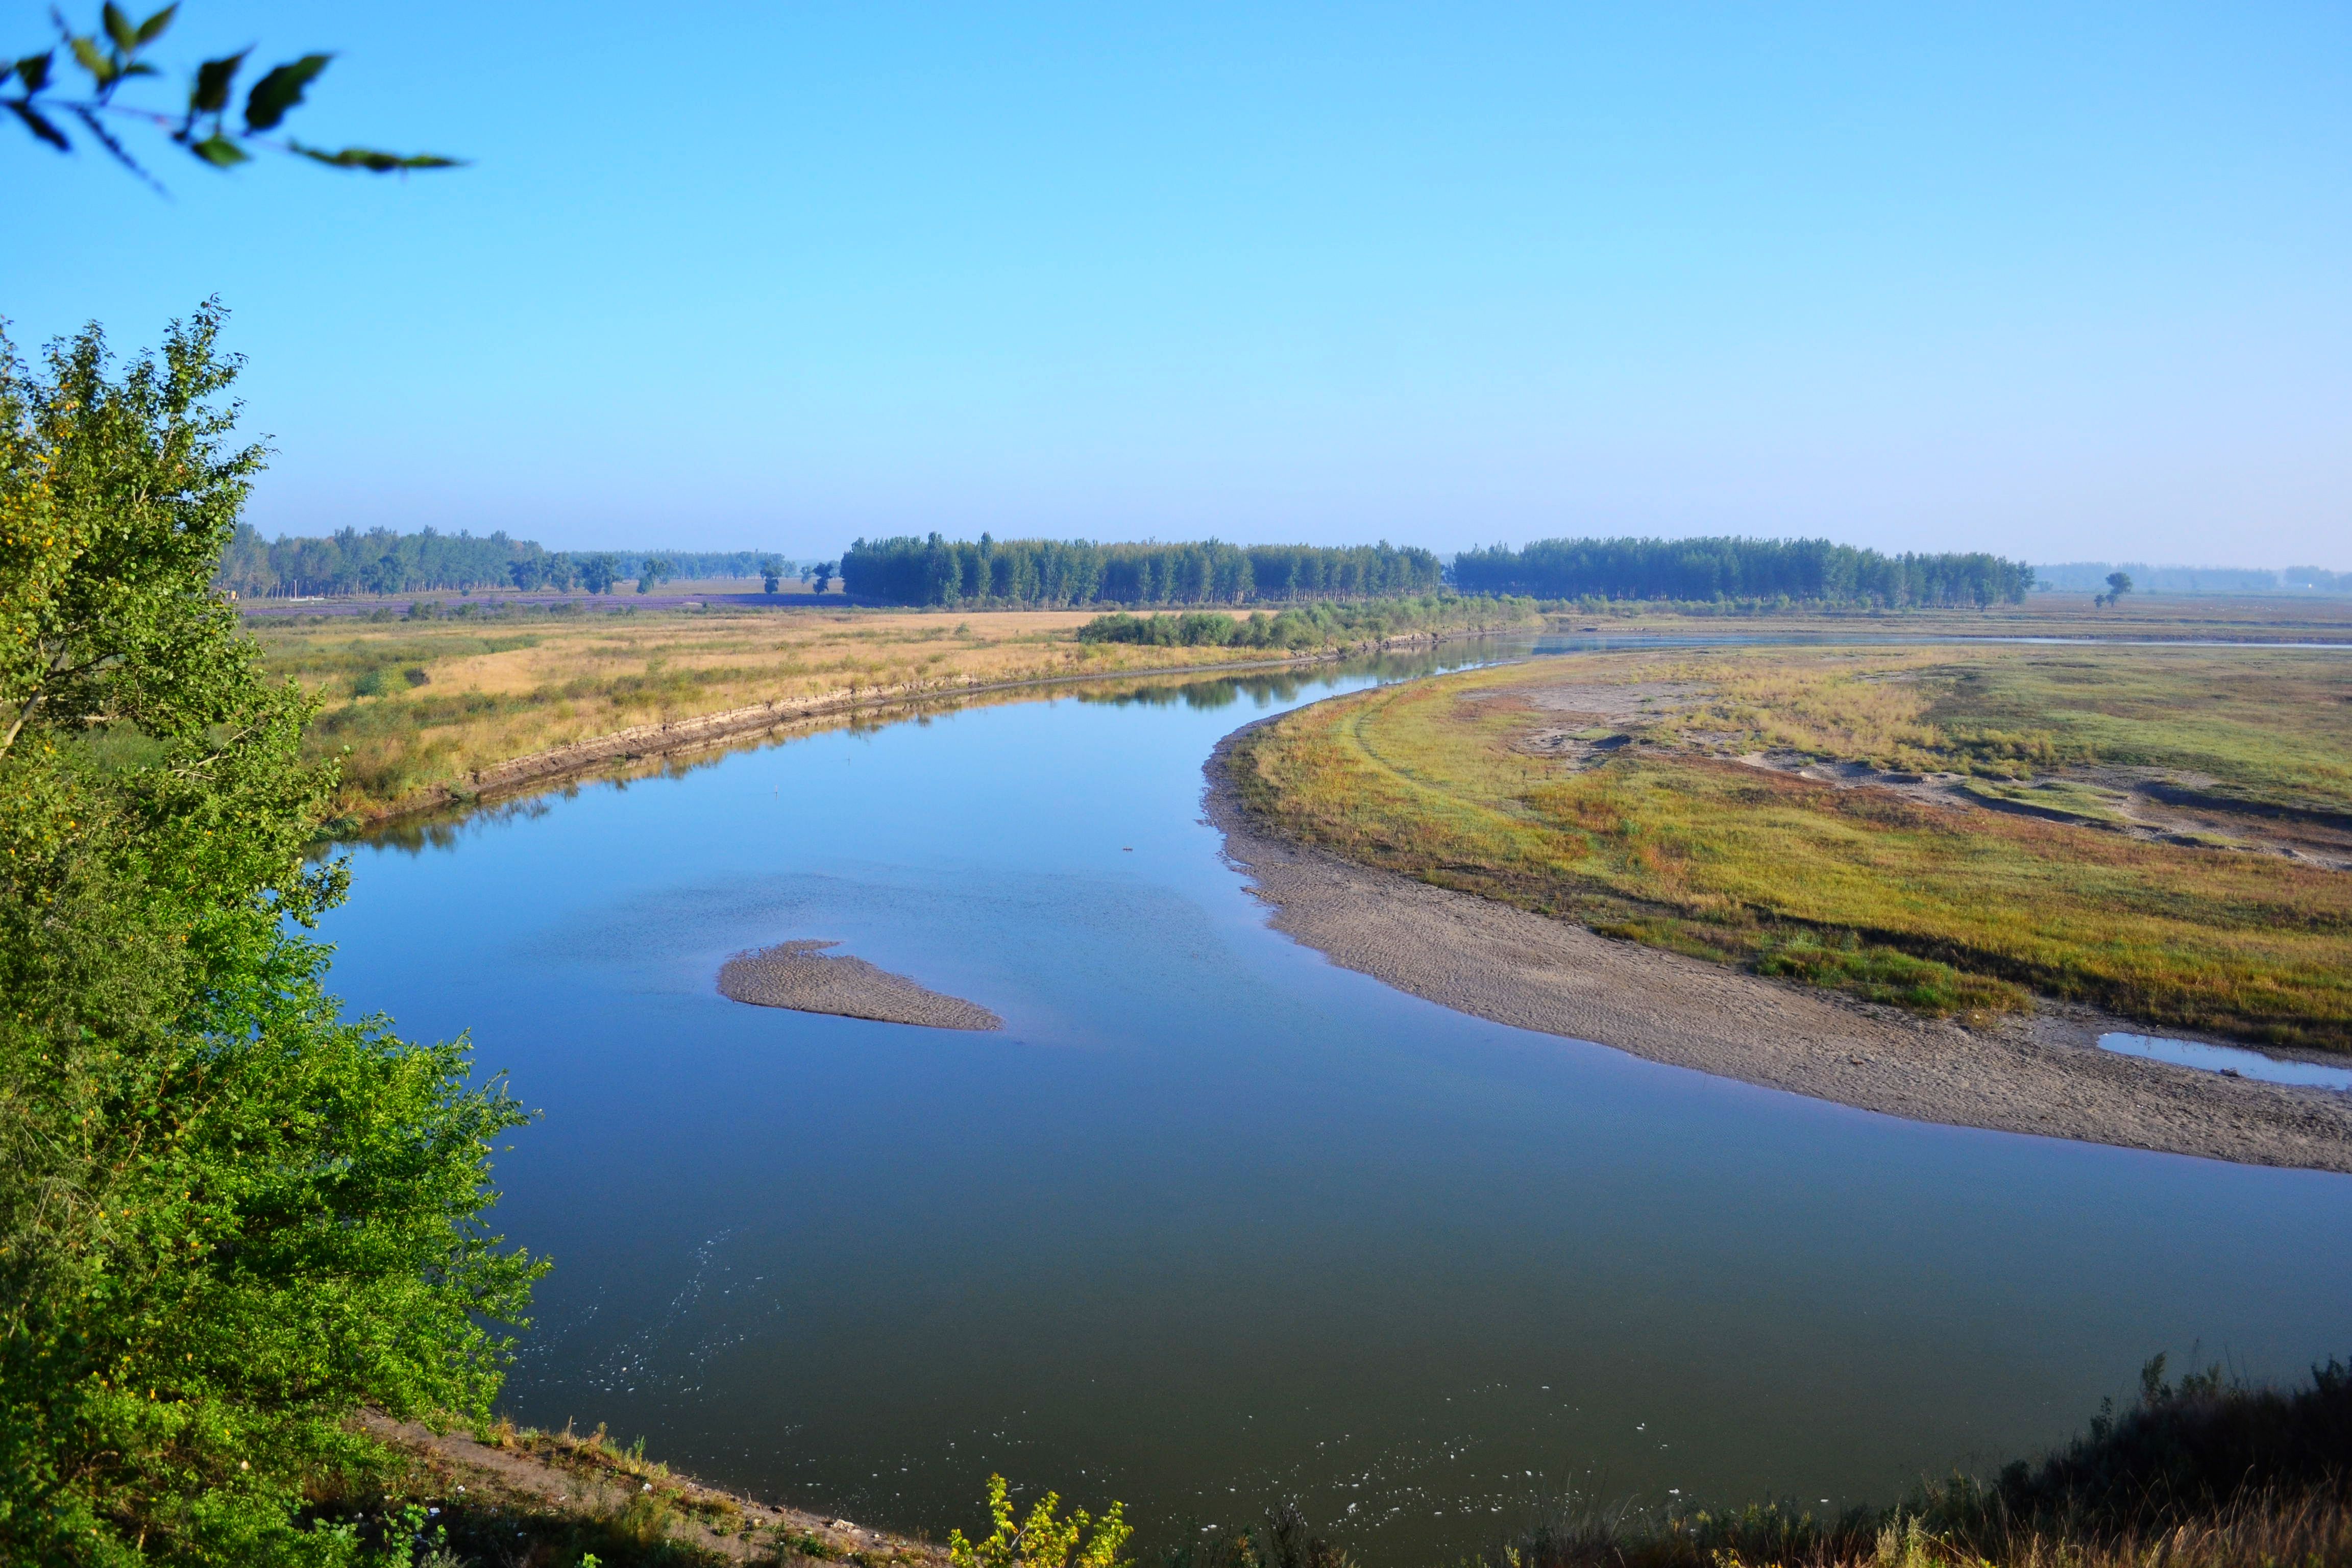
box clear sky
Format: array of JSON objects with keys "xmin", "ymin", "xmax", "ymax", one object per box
[{"xmin": 10, "ymin": 2, "xmax": 2349, "ymax": 565}]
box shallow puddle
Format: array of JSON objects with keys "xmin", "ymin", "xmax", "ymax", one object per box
[{"xmin": 2100, "ymin": 1032, "xmax": 2352, "ymax": 1091}]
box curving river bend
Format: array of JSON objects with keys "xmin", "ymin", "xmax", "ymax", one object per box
[{"xmin": 323, "ymin": 636, "xmax": 2352, "ymax": 1564}]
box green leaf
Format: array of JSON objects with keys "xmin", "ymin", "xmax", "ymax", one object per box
[
  {"xmin": 189, "ymin": 50, "xmax": 245, "ymax": 114},
  {"xmin": 136, "ymin": 4, "xmax": 178, "ymax": 45},
  {"xmin": 190, "ymin": 132, "xmax": 249, "ymax": 166},
  {"xmin": 293, "ymin": 141, "xmax": 465, "ymax": 172},
  {"xmin": 69, "ymin": 34, "xmax": 117, "ymax": 86},
  {"xmin": 103, "ymin": 3, "xmax": 137, "ymax": 52},
  {"xmin": 14, "ymin": 52, "xmax": 51, "ymax": 93},
  {"xmin": 9, "ymin": 99, "xmax": 72, "ymax": 151},
  {"xmin": 241, "ymin": 53, "xmax": 330, "ymax": 132}
]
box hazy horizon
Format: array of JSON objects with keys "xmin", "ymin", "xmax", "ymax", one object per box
[{"xmin": 12, "ymin": 3, "xmax": 2349, "ymax": 568}]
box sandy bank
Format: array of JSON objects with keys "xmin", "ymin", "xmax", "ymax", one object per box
[
  {"xmin": 719, "ymin": 940, "xmax": 1002, "ymax": 1030},
  {"xmin": 361, "ymin": 1411, "xmax": 940, "ymax": 1564},
  {"xmin": 1205, "ymin": 725, "xmax": 2352, "ymax": 1174}
]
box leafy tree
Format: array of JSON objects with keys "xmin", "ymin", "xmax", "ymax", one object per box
[
  {"xmin": 0, "ymin": 304, "xmax": 543, "ymax": 1564},
  {"xmin": 805, "ymin": 558, "xmax": 836, "ymax": 594},
  {"xmin": 2098, "ymin": 569, "xmax": 2134, "ymax": 608},
  {"xmin": 578, "ymin": 552, "xmax": 618, "ymax": 595},
  {"xmin": 760, "ymin": 556, "xmax": 783, "ymax": 595},
  {"xmin": 635, "ymin": 554, "xmax": 672, "ymax": 595},
  {"xmin": 5, "ymin": 4, "xmax": 457, "ymax": 185}
]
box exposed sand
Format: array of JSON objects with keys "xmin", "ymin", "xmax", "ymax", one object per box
[
  {"xmin": 718, "ymin": 940, "xmax": 1002, "ymax": 1030},
  {"xmin": 1205, "ymin": 726, "xmax": 2352, "ymax": 1173}
]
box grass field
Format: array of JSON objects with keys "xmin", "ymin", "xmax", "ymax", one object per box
[
  {"xmin": 1231, "ymin": 643, "xmax": 2352, "ymax": 1047},
  {"xmin": 253, "ymin": 597, "xmax": 1533, "ymax": 823},
  {"xmin": 1540, "ymin": 590, "xmax": 2352, "ymax": 644}
]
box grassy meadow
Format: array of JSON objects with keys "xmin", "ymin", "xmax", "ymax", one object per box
[
  {"xmin": 1540, "ymin": 590, "xmax": 2352, "ymax": 644},
  {"xmin": 1231, "ymin": 643, "xmax": 2352, "ymax": 1047},
  {"xmin": 254, "ymin": 596, "xmax": 1532, "ymax": 823}
]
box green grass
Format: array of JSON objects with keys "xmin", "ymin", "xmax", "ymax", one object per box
[{"xmin": 1233, "ymin": 647, "xmax": 2352, "ymax": 1045}]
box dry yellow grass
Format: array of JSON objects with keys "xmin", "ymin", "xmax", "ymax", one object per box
[{"xmin": 255, "ymin": 603, "xmax": 1474, "ymax": 822}]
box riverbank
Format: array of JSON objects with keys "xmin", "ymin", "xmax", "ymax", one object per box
[
  {"xmin": 253, "ymin": 599, "xmax": 1534, "ymax": 828},
  {"xmin": 1207, "ymin": 721, "xmax": 2352, "ymax": 1172},
  {"xmin": 360, "ymin": 1354, "xmax": 2352, "ymax": 1568},
  {"xmin": 360, "ymin": 1411, "xmax": 942, "ymax": 1566}
]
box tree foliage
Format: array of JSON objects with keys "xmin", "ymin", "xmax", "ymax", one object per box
[
  {"xmin": 842, "ymin": 535, "xmax": 1442, "ymax": 608},
  {"xmin": 1449, "ymin": 536, "xmax": 2035, "ymax": 607},
  {"xmin": 949, "ymin": 1475, "xmax": 1132, "ymax": 1568},
  {"xmin": 5, "ymin": 4, "xmax": 457, "ymax": 185},
  {"xmin": 1076, "ymin": 595, "xmax": 1527, "ymax": 651},
  {"xmin": 212, "ymin": 529, "xmax": 788, "ymax": 600},
  {"xmin": 0, "ymin": 305, "xmax": 544, "ymax": 1564}
]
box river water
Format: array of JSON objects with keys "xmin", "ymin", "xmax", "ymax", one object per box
[{"xmin": 322, "ymin": 638, "xmax": 2352, "ymax": 1563}]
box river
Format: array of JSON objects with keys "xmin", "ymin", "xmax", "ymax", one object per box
[{"xmin": 321, "ymin": 635, "xmax": 2352, "ymax": 1563}]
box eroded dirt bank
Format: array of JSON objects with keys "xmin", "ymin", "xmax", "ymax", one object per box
[
  {"xmin": 362, "ymin": 1411, "xmax": 941, "ymax": 1565},
  {"xmin": 1205, "ymin": 725, "xmax": 2352, "ymax": 1174}
]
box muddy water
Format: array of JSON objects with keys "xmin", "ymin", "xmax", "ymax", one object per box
[{"xmin": 321, "ymin": 639, "xmax": 2352, "ymax": 1564}]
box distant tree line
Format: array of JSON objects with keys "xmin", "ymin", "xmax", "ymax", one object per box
[
  {"xmin": 2034, "ymin": 561, "xmax": 2352, "ymax": 597},
  {"xmin": 1449, "ymin": 536, "xmax": 2035, "ymax": 606},
  {"xmin": 841, "ymin": 535, "xmax": 1444, "ymax": 607},
  {"xmin": 212, "ymin": 525, "xmax": 794, "ymax": 596}
]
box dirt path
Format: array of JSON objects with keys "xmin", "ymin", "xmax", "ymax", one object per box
[{"xmin": 1205, "ymin": 725, "xmax": 2352, "ymax": 1174}]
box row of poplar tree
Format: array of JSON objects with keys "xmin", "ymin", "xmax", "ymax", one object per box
[{"xmin": 840, "ymin": 534, "xmax": 1445, "ymax": 607}]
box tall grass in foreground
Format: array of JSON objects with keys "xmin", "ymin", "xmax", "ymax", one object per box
[{"xmin": 1478, "ymin": 1358, "xmax": 2352, "ymax": 1568}]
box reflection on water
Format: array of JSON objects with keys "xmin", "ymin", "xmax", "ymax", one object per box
[
  {"xmin": 360, "ymin": 638, "xmax": 1530, "ymax": 855},
  {"xmin": 315, "ymin": 633, "xmax": 2352, "ymax": 1565},
  {"xmin": 2100, "ymin": 1033, "xmax": 2352, "ymax": 1091}
]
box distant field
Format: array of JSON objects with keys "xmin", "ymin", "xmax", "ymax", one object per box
[
  {"xmin": 256, "ymin": 598, "xmax": 1530, "ymax": 823},
  {"xmin": 1231, "ymin": 642, "xmax": 2352, "ymax": 1048},
  {"xmin": 1540, "ymin": 590, "xmax": 2352, "ymax": 643}
]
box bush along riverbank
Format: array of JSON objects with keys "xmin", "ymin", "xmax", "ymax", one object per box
[{"xmin": 1076, "ymin": 595, "xmax": 1535, "ymax": 651}]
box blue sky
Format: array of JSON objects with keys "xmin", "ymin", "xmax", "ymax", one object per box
[{"xmin": 9, "ymin": 2, "xmax": 2349, "ymax": 564}]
